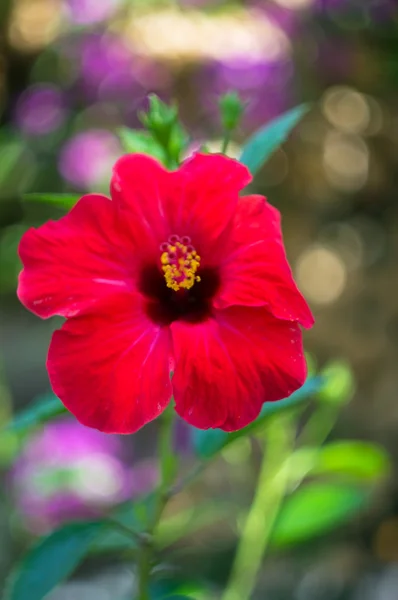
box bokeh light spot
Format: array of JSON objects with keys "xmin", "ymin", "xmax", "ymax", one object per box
[{"xmin": 296, "ymin": 245, "xmax": 347, "ymax": 305}]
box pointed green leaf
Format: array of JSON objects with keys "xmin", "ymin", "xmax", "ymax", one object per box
[
  {"xmin": 4, "ymin": 521, "xmax": 104, "ymax": 600},
  {"xmin": 3, "ymin": 394, "xmax": 67, "ymax": 434},
  {"xmin": 240, "ymin": 104, "xmax": 310, "ymax": 175},
  {"xmin": 270, "ymin": 483, "xmax": 368, "ymax": 548},
  {"xmin": 192, "ymin": 376, "xmax": 323, "ymax": 459},
  {"xmin": 23, "ymin": 193, "xmax": 80, "ymax": 210}
]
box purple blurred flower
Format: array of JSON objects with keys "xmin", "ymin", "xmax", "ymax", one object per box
[
  {"xmin": 59, "ymin": 129, "xmax": 121, "ymax": 189},
  {"xmin": 64, "ymin": 0, "xmax": 121, "ymax": 25},
  {"xmin": 14, "ymin": 85, "xmax": 66, "ymax": 136},
  {"xmin": 63, "ymin": 33, "xmax": 170, "ymax": 114},
  {"xmin": 198, "ymin": 56, "xmax": 294, "ymax": 134},
  {"xmin": 10, "ymin": 418, "xmax": 157, "ymax": 533}
]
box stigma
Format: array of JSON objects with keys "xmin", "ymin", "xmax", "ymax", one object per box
[{"xmin": 160, "ymin": 235, "xmax": 201, "ymax": 292}]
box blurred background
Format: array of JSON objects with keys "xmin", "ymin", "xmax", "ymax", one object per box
[{"xmin": 1, "ymin": 0, "xmax": 398, "ymax": 598}]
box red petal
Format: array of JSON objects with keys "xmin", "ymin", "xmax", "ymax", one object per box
[
  {"xmin": 171, "ymin": 306, "xmax": 307, "ymax": 432},
  {"xmin": 110, "ymin": 154, "xmax": 171, "ymax": 261},
  {"xmin": 215, "ymin": 195, "xmax": 314, "ymax": 328},
  {"xmin": 47, "ymin": 293, "xmax": 172, "ymax": 434},
  {"xmin": 18, "ymin": 194, "xmax": 134, "ymax": 319},
  {"xmin": 172, "ymin": 153, "xmax": 252, "ymax": 263},
  {"xmin": 111, "ymin": 152, "xmax": 252, "ymax": 264}
]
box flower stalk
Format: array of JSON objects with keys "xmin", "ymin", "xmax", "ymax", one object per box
[
  {"xmin": 221, "ymin": 416, "xmax": 293, "ymax": 600},
  {"xmin": 137, "ymin": 405, "xmax": 176, "ymax": 600}
]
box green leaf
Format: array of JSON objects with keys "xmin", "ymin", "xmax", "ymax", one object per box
[
  {"xmin": 4, "ymin": 521, "xmax": 103, "ymax": 600},
  {"xmin": 0, "ymin": 224, "xmax": 26, "ymax": 293},
  {"xmin": 270, "ymin": 482, "xmax": 368, "ymax": 548},
  {"xmin": 3, "ymin": 394, "xmax": 67, "ymax": 434},
  {"xmin": 117, "ymin": 128, "xmax": 166, "ymax": 162},
  {"xmin": 22, "ymin": 193, "xmax": 80, "ymax": 210},
  {"xmin": 313, "ymin": 440, "xmax": 391, "ymax": 481},
  {"xmin": 0, "ymin": 139, "xmax": 24, "ymax": 189},
  {"xmin": 240, "ymin": 104, "xmax": 309, "ymax": 175},
  {"xmin": 192, "ymin": 376, "xmax": 323, "ymax": 459},
  {"xmin": 150, "ymin": 578, "xmax": 207, "ymax": 600}
]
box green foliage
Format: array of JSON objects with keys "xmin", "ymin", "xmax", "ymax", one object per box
[
  {"xmin": 163, "ymin": 596, "xmax": 195, "ymax": 599},
  {"xmin": 270, "ymin": 482, "xmax": 368, "ymax": 548},
  {"xmin": 2, "ymin": 393, "xmax": 66, "ymax": 435},
  {"xmin": 240, "ymin": 104, "xmax": 309, "ymax": 175},
  {"xmin": 0, "ymin": 224, "xmax": 26, "ymax": 293},
  {"xmin": 140, "ymin": 94, "xmax": 179, "ymax": 137},
  {"xmin": 313, "ymin": 440, "xmax": 391, "ymax": 481},
  {"xmin": 317, "ymin": 360, "xmax": 355, "ymax": 405},
  {"xmin": 192, "ymin": 376, "xmax": 323, "ymax": 459},
  {"xmin": 139, "ymin": 94, "xmax": 188, "ymax": 166},
  {"xmin": 0, "ymin": 138, "xmax": 25, "ymax": 191},
  {"xmin": 93, "ymin": 494, "xmax": 156, "ymax": 554},
  {"xmin": 150, "ymin": 577, "xmax": 207, "ymax": 600},
  {"xmin": 22, "ymin": 193, "xmax": 80, "ymax": 210},
  {"xmin": 287, "ymin": 439, "xmax": 391, "ymax": 487},
  {"xmin": 118, "ymin": 128, "xmax": 167, "ymax": 162},
  {"xmin": 4, "ymin": 521, "xmax": 104, "ymax": 600}
]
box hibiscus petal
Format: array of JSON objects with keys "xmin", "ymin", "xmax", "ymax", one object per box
[
  {"xmin": 18, "ymin": 194, "xmax": 134, "ymax": 319},
  {"xmin": 171, "ymin": 306, "xmax": 307, "ymax": 432},
  {"xmin": 172, "ymin": 153, "xmax": 252, "ymax": 263},
  {"xmin": 110, "ymin": 154, "xmax": 171, "ymax": 260},
  {"xmin": 111, "ymin": 153, "xmax": 252, "ymax": 264},
  {"xmin": 47, "ymin": 293, "xmax": 172, "ymax": 434},
  {"xmin": 215, "ymin": 195, "xmax": 314, "ymax": 328}
]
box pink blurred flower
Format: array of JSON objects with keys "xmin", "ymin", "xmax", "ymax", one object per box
[
  {"xmin": 15, "ymin": 85, "xmax": 66, "ymax": 136},
  {"xmin": 10, "ymin": 417, "xmax": 157, "ymax": 533},
  {"xmin": 58, "ymin": 129, "xmax": 121, "ymax": 189},
  {"xmin": 64, "ymin": 0, "xmax": 122, "ymax": 25}
]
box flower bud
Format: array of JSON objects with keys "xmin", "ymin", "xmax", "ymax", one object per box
[{"xmin": 219, "ymin": 91, "xmax": 245, "ymax": 131}]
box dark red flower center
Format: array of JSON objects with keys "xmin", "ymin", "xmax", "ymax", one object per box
[{"xmin": 139, "ymin": 235, "xmax": 220, "ymax": 326}]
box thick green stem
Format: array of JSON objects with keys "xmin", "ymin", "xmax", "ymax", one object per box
[
  {"xmin": 221, "ymin": 417, "xmax": 293, "ymax": 600},
  {"xmin": 137, "ymin": 537, "xmax": 152, "ymax": 600},
  {"xmin": 137, "ymin": 407, "xmax": 176, "ymax": 600}
]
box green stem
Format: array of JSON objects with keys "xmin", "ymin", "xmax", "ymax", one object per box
[
  {"xmin": 137, "ymin": 406, "xmax": 176, "ymax": 600},
  {"xmin": 297, "ymin": 403, "xmax": 339, "ymax": 448},
  {"xmin": 221, "ymin": 131, "xmax": 231, "ymax": 155},
  {"xmin": 221, "ymin": 417, "xmax": 293, "ymax": 600}
]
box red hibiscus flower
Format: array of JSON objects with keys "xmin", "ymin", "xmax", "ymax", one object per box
[{"xmin": 17, "ymin": 153, "xmax": 314, "ymax": 434}]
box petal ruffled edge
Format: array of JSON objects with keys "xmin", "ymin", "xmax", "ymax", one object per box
[
  {"xmin": 171, "ymin": 306, "xmax": 307, "ymax": 431},
  {"xmin": 215, "ymin": 195, "xmax": 314, "ymax": 328},
  {"xmin": 17, "ymin": 193, "xmax": 134, "ymax": 319}
]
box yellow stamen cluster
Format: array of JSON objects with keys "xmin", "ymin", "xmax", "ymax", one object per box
[{"xmin": 160, "ymin": 236, "xmax": 201, "ymax": 292}]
